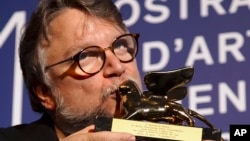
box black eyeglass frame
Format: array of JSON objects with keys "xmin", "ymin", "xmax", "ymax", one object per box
[{"xmin": 44, "ymin": 33, "xmax": 140, "ymax": 74}]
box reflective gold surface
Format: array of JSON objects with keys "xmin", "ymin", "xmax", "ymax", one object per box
[{"xmin": 118, "ymin": 66, "xmax": 215, "ymax": 129}]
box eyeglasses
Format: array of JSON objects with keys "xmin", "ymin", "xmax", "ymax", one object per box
[{"xmin": 44, "ymin": 33, "xmax": 139, "ymax": 74}]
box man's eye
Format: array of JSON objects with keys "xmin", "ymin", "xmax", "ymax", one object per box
[
  {"xmin": 80, "ymin": 51, "xmax": 99, "ymax": 60},
  {"xmin": 88, "ymin": 51, "xmax": 101, "ymax": 57},
  {"xmin": 115, "ymin": 39, "xmax": 129, "ymax": 48}
]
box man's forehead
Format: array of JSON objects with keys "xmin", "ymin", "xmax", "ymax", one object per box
[
  {"xmin": 43, "ymin": 8, "xmax": 123, "ymax": 55},
  {"xmin": 47, "ymin": 8, "xmax": 116, "ymax": 42},
  {"xmin": 47, "ymin": 9, "xmax": 86, "ymax": 37}
]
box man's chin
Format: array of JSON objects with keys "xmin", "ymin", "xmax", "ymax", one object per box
[{"xmin": 55, "ymin": 104, "xmax": 115, "ymax": 135}]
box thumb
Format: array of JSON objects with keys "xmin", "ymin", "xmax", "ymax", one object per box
[
  {"xmin": 77, "ymin": 125, "xmax": 95, "ymax": 133},
  {"xmin": 85, "ymin": 131, "xmax": 136, "ymax": 141}
]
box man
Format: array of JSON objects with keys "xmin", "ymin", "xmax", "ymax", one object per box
[{"xmin": 0, "ymin": 0, "xmax": 141, "ymax": 140}]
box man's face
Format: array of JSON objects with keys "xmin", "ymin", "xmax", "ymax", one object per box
[{"xmin": 42, "ymin": 8, "xmax": 142, "ymax": 134}]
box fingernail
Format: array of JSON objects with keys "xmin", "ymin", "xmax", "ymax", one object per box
[{"xmin": 128, "ymin": 135, "xmax": 136, "ymax": 141}]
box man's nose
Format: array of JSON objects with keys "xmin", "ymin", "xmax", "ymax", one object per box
[{"xmin": 102, "ymin": 50, "xmax": 125, "ymax": 77}]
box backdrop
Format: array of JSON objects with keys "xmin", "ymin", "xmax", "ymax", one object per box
[{"xmin": 1, "ymin": 0, "xmax": 250, "ymax": 140}]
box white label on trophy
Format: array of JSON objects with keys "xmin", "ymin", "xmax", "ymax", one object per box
[{"xmin": 111, "ymin": 118, "xmax": 202, "ymax": 141}]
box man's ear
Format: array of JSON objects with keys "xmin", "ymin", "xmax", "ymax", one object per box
[{"xmin": 33, "ymin": 85, "xmax": 56, "ymax": 110}]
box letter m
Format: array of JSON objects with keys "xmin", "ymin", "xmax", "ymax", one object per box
[{"xmin": 0, "ymin": 11, "xmax": 26, "ymax": 126}]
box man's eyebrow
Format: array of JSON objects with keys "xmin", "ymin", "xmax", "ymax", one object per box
[
  {"xmin": 63, "ymin": 43, "xmax": 93, "ymax": 58},
  {"xmin": 63, "ymin": 33, "xmax": 122, "ymax": 57},
  {"xmin": 63, "ymin": 45, "xmax": 82, "ymax": 58}
]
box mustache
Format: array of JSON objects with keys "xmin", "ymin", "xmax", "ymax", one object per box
[{"xmin": 102, "ymin": 79, "xmax": 120, "ymax": 102}]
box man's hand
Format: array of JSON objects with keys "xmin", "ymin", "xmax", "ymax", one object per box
[{"xmin": 61, "ymin": 125, "xmax": 136, "ymax": 141}]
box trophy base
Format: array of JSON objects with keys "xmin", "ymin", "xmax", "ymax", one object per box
[{"xmin": 95, "ymin": 117, "xmax": 221, "ymax": 141}]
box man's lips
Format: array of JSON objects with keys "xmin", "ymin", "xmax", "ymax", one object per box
[{"xmin": 109, "ymin": 90, "xmax": 118, "ymax": 99}]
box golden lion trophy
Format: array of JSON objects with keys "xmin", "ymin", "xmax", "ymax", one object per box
[{"xmin": 95, "ymin": 66, "xmax": 223, "ymax": 141}]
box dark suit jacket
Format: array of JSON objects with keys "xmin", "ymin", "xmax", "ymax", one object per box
[{"xmin": 0, "ymin": 114, "xmax": 59, "ymax": 141}]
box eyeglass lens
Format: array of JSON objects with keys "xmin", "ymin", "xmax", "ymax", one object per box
[{"xmin": 78, "ymin": 34, "xmax": 138, "ymax": 74}]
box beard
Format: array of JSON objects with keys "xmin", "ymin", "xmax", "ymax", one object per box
[
  {"xmin": 55, "ymin": 103, "xmax": 112, "ymax": 136},
  {"xmin": 52, "ymin": 81, "xmax": 121, "ymax": 136}
]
